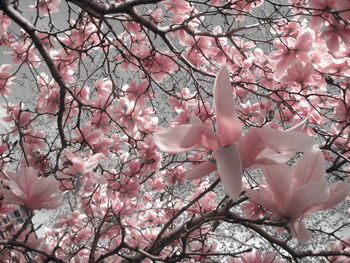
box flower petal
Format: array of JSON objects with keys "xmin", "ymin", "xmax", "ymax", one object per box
[
  {"xmin": 185, "ymin": 161, "xmax": 217, "ymax": 180},
  {"xmin": 153, "ymin": 124, "xmax": 202, "ymax": 153},
  {"xmin": 214, "ymin": 66, "xmax": 241, "ymax": 146},
  {"xmin": 286, "ymin": 182, "xmax": 328, "ymax": 219},
  {"xmin": 287, "ymin": 117, "xmax": 309, "ymax": 132},
  {"xmin": 310, "ymin": 182, "xmax": 350, "ymax": 212},
  {"xmin": 291, "ymin": 150, "xmax": 325, "ymax": 189},
  {"xmin": 245, "ymin": 188, "xmax": 278, "ymax": 213},
  {"xmin": 289, "ymin": 221, "xmax": 312, "ymax": 243},
  {"xmin": 262, "ymin": 164, "xmax": 291, "ymax": 213},
  {"xmin": 216, "ymin": 143, "xmax": 242, "ymax": 200},
  {"xmin": 250, "ymin": 127, "xmax": 314, "ymax": 153}
]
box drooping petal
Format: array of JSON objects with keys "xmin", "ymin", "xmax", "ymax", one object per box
[
  {"xmin": 185, "ymin": 161, "xmax": 217, "ymax": 180},
  {"xmin": 214, "ymin": 66, "xmax": 241, "ymax": 146},
  {"xmin": 153, "ymin": 124, "xmax": 202, "ymax": 153},
  {"xmin": 291, "ymin": 150, "xmax": 325, "ymax": 189},
  {"xmin": 216, "ymin": 143, "xmax": 242, "ymax": 200},
  {"xmin": 289, "ymin": 221, "xmax": 312, "ymax": 243}
]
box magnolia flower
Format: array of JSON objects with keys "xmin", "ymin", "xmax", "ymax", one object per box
[
  {"xmin": 154, "ymin": 66, "xmax": 314, "ymax": 200},
  {"xmin": 246, "ymin": 150, "xmax": 350, "ymax": 242},
  {"xmin": 64, "ymin": 149, "xmax": 104, "ymax": 176},
  {"xmin": 3, "ymin": 167, "xmax": 62, "ymax": 210}
]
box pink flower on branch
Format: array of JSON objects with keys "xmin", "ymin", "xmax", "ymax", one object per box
[
  {"xmin": 154, "ymin": 66, "xmax": 314, "ymax": 200},
  {"xmin": 0, "ymin": 64, "xmax": 15, "ymax": 97},
  {"xmin": 2, "ymin": 167, "xmax": 62, "ymax": 210},
  {"xmin": 246, "ymin": 150, "xmax": 350, "ymax": 242}
]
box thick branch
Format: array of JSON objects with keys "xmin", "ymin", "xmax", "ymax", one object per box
[{"xmin": 0, "ymin": 1, "xmax": 67, "ymax": 148}]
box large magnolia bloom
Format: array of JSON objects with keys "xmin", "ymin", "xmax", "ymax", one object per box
[
  {"xmin": 246, "ymin": 150, "xmax": 349, "ymax": 242},
  {"xmin": 154, "ymin": 66, "xmax": 314, "ymax": 200},
  {"xmin": 3, "ymin": 167, "xmax": 62, "ymax": 210}
]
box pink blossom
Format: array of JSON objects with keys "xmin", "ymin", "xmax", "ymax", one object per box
[
  {"xmin": 329, "ymin": 237, "xmax": 350, "ymax": 263},
  {"xmin": 63, "ymin": 149, "xmax": 104, "ymax": 176},
  {"xmin": 320, "ymin": 19, "xmax": 350, "ymax": 52},
  {"xmin": 307, "ymin": 0, "xmax": 336, "ymax": 29},
  {"xmin": 0, "ymin": 64, "xmax": 15, "ymax": 97},
  {"xmin": 6, "ymin": 41, "xmax": 41, "ymax": 67},
  {"xmin": 270, "ymin": 29, "xmax": 314, "ymax": 79},
  {"xmin": 154, "ymin": 66, "xmax": 314, "ymax": 200},
  {"xmin": 0, "ymin": 12, "xmax": 10, "ymax": 38},
  {"xmin": 246, "ymin": 149, "xmax": 350, "ymax": 242},
  {"xmin": 162, "ymin": 0, "xmax": 192, "ymax": 15},
  {"xmin": 280, "ymin": 61, "xmax": 317, "ymax": 86},
  {"xmin": 3, "ymin": 167, "xmax": 62, "ymax": 210},
  {"xmin": 334, "ymin": 0, "xmax": 350, "ymax": 20}
]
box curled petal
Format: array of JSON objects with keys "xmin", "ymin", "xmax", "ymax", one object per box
[
  {"xmin": 287, "ymin": 117, "xmax": 309, "ymax": 132},
  {"xmin": 153, "ymin": 124, "xmax": 202, "ymax": 153},
  {"xmin": 214, "ymin": 66, "xmax": 241, "ymax": 146},
  {"xmin": 216, "ymin": 143, "xmax": 242, "ymax": 200},
  {"xmin": 185, "ymin": 161, "xmax": 217, "ymax": 180}
]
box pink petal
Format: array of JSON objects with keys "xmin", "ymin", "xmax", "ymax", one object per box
[
  {"xmin": 185, "ymin": 161, "xmax": 217, "ymax": 180},
  {"xmin": 310, "ymin": 182, "xmax": 350, "ymax": 212},
  {"xmin": 247, "ymin": 149, "xmax": 294, "ymax": 169},
  {"xmin": 326, "ymin": 34, "xmax": 340, "ymax": 52},
  {"xmin": 291, "ymin": 150, "xmax": 325, "ymax": 188},
  {"xmin": 85, "ymin": 153, "xmax": 104, "ymax": 171},
  {"xmin": 2, "ymin": 188, "xmax": 24, "ymax": 206},
  {"xmin": 250, "ymin": 127, "xmax": 314, "ymax": 153},
  {"xmin": 286, "ymin": 182, "xmax": 328, "ymax": 220},
  {"xmin": 239, "ymin": 129, "xmax": 270, "ymax": 168},
  {"xmin": 287, "ymin": 117, "xmax": 309, "ymax": 132},
  {"xmin": 12, "ymin": 167, "xmax": 38, "ymax": 197},
  {"xmin": 216, "ymin": 143, "xmax": 242, "ymax": 200},
  {"xmin": 289, "ymin": 221, "xmax": 312, "ymax": 243},
  {"xmin": 245, "ymin": 188, "xmax": 278, "ymax": 213},
  {"xmin": 214, "ymin": 66, "xmax": 241, "ymax": 146},
  {"xmin": 262, "ymin": 164, "xmax": 291, "ymax": 213},
  {"xmin": 153, "ymin": 124, "xmax": 202, "ymax": 153}
]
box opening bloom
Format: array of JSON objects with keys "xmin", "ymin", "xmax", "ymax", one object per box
[
  {"xmin": 3, "ymin": 167, "xmax": 62, "ymax": 210},
  {"xmin": 154, "ymin": 66, "xmax": 314, "ymax": 200}
]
